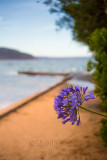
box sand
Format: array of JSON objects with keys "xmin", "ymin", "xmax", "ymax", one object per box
[{"xmin": 0, "ymin": 83, "xmax": 107, "ymax": 160}]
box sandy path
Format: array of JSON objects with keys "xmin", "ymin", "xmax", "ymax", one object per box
[{"xmin": 0, "ymin": 83, "xmax": 107, "ymax": 160}]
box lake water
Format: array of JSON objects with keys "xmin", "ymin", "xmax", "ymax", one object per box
[{"xmin": 0, "ymin": 57, "xmax": 93, "ymax": 110}]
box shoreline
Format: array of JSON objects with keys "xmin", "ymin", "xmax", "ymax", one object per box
[
  {"xmin": 0, "ymin": 73, "xmax": 73, "ymax": 119},
  {"xmin": 0, "ymin": 72, "xmax": 93, "ymax": 119}
]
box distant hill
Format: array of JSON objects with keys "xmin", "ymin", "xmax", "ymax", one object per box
[{"xmin": 0, "ymin": 48, "xmax": 36, "ymax": 60}]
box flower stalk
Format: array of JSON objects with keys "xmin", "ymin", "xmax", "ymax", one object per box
[{"xmin": 79, "ymin": 105, "xmax": 107, "ymax": 118}]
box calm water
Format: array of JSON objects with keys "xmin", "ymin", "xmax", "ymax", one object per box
[{"xmin": 0, "ymin": 57, "xmax": 92, "ymax": 110}]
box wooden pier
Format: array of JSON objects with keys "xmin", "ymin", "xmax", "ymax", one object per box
[{"xmin": 18, "ymin": 71, "xmax": 71, "ymax": 76}]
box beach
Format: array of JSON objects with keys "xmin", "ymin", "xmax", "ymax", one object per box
[{"xmin": 0, "ymin": 82, "xmax": 107, "ymax": 160}]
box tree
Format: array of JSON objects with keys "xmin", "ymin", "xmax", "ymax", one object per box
[{"xmin": 38, "ymin": 0, "xmax": 107, "ymax": 45}]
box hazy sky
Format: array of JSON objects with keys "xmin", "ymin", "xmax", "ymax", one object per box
[{"xmin": 0, "ymin": 0, "xmax": 92, "ymax": 57}]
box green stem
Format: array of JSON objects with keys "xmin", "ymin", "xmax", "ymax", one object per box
[{"xmin": 79, "ymin": 106, "xmax": 107, "ymax": 118}]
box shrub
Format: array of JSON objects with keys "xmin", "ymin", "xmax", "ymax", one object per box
[
  {"xmin": 100, "ymin": 119, "xmax": 107, "ymax": 146},
  {"xmin": 87, "ymin": 29, "xmax": 107, "ymax": 112}
]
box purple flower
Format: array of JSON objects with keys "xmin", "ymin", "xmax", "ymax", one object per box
[
  {"xmin": 75, "ymin": 85, "xmax": 79, "ymax": 91},
  {"xmin": 76, "ymin": 116, "xmax": 81, "ymax": 126},
  {"xmin": 62, "ymin": 98, "xmax": 69, "ymax": 106},
  {"xmin": 84, "ymin": 91, "xmax": 96, "ymax": 101},
  {"xmin": 54, "ymin": 85, "xmax": 96, "ymax": 126},
  {"xmin": 83, "ymin": 86, "xmax": 88, "ymax": 94},
  {"xmin": 62, "ymin": 118, "xmax": 70, "ymax": 124}
]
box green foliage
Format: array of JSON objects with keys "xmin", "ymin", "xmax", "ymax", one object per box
[
  {"xmin": 100, "ymin": 119, "xmax": 107, "ymax": 146},
  {"xmin": 39, "ymin": 0, "xmax": 107, "ymax": 45},
  {"xmin": 88, "ymin": 29, "xmax": 107, "ymax": 112},
  {"xmin": 87, "ymin": 59, "xmax": 95, "ymax": 71}
]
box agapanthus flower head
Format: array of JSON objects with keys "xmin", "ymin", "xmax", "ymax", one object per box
[{"xmin": 54, "ymin": 85, "xmax": 96, "ymax": 126}]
